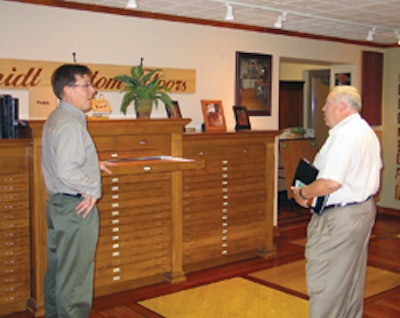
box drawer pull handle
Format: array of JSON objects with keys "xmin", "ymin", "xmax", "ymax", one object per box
[
  {"xmin": 111, "ymin": 153, "xmax": 118, "ymax": 158},
  {"xmin": 242, "ymin": 148, "xmax": 249, "ymax": 153},
  {"xmin": 143, "ymin": 166, "xmax": 152, "ymax": 172},
  {"xmin": 198, "ymin": 150, "xmax": 206, "ymax": 156},
  {"xmin": 139, "ymin": 139, "xmax": 148, "ymax": 145}
]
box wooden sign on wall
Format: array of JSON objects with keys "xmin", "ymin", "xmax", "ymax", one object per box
[
  {"xmin": 0, "ymin": 58, "xmax": 196, "ymax": 93},
  {"xmin": 0, "ymin": 58, "xmax": 196, "ymax": 119}
]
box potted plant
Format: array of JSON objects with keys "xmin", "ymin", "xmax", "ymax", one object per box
[{"xmin": 114, "ymin": 58, "xmax": 174, "ymax": 118}]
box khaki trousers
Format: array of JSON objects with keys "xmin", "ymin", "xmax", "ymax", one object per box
[
  {"xmin": 305, "ymin": 198, "xmax": 376, "ymax": 318},
  {"xmin": 44, "ymin": 194, "xmax": 99, "ymax": 318}
]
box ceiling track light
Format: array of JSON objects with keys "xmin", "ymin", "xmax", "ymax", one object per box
[
  {"xmin": 126, "ymin": 0, "xmax": 137, "ymax": 9},
  {"xmin": 225, "ymin": 4, "xmax": 234, "ymax": 21},
  {"xmin": 211, "ymin": 0, "xmax": 400, "ymax": 43},
  {"xmin": 273, "ymin": 11, "xmax": 287, "ymax": 29},
  {"xmin": 366, "ymin": 27, "xmax": 376, "ymax": 42}
]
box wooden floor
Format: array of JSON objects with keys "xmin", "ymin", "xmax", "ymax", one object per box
[{"xmin": 4, "ymin": 195, "xmax": 400, "ymax": 318}]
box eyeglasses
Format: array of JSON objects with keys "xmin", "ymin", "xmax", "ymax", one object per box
[{"xmin": 69, "ymin": 83, "xmax": 93, "ymax": 89}]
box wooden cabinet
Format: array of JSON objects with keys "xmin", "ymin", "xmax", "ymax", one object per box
[
  {"xmin": 182, "ymin": 132, "xmax": 277, "ymax": 272},
  {"xmin": 0, "ymin": 140, "xmax": 32, "ymax": 316},
  {"xmin": 28, "ymin": 119, "xmax": 198, "ymax": 316},
  {"xmin": 279, "ymin": 138, "xmax": 318, "ymax": 198},
  {"xmin": 28, "ymin": 120, "xmax": 277, "ymax": 317},
  {"xmin": 90, "ymin": 120, "xmax": 198, "ymax": 296}
]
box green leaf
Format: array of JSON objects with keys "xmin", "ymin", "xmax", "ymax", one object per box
[{"xmin": 114, "ymin": 61, "xmax": 173, "ymax": 115}]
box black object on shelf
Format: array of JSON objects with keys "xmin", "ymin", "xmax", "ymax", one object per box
[{"xmin": 0, "ymin": 94, "xmax": 30, "ymax": 139}]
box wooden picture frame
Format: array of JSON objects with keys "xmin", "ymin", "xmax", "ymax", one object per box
[
  {"xmin": 334, "ymin": 72, "xmax": 351, "ymax": 85},
  {"xmin": 165, "ymin": 100, "xmax": 182, "ymax": 118},
  {"xmin": 201, "ymin": 100, "xmax": 226, "ymax": 132},
  {"xmin": 235, "ymin": 51, "xmax": 272, "ymax": 116},
  {"xmin": 233, "ymin": 105, "xmax": 251, "ymax": 130}
]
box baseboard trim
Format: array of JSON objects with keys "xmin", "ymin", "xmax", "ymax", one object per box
[{"xmin": 377, "ymin": 206, "xmax": 400, "ymax": 217}]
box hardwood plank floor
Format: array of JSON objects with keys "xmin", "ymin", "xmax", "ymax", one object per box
[{"xmin": 4, "ymin": 196, "xmax": 400, "ymax": 318}]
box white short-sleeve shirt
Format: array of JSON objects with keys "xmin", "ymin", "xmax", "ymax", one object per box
[{"xmin": 313, "ymin": 113, "xmax": 382, "ymax": 205}]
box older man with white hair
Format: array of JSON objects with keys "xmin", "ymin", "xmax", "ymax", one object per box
[{"xmin": 292, "ymin": 85, "xmax": 382, "ymax": 318}]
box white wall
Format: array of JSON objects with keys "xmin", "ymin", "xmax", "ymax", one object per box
[
  {"xmin": 0, "ymin": 1, "xmax": 371, "ymax": 130},
  {"xmin": 1, "ymin": 1, "xmax": 397, "ymax": 209}
]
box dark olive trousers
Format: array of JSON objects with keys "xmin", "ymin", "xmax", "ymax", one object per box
[{"xmin": 44, "ymin": 194, "xmax": 99, "ymax": 318}]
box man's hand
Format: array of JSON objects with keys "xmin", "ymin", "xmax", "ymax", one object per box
[
  {"xmin": 76, "ymin": 194, "xmax": 97, "ymax": 219},
  {"xmin": 291, "ymin": 187, "xmax": 310, "ymax": 208},
  {"xmin": 99, "ymin": 160, "xmax": 115, "ymax": 174}
]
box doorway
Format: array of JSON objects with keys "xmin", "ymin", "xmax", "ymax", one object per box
[{"xmin": 307, "ymin": 70, "xmax": 330, "ymax": 149}]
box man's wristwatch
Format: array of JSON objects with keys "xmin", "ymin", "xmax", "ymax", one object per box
[{"xmin": 299, "ymin": 188, "xmax": 308, "ymax": 200}]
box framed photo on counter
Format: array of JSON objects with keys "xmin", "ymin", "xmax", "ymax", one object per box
[
  {"xmin": 233, "ymin": 105, "xmax": 251, "ymax": 130},
  {"xmin": 165, "ymin": 100, "xmax": 182, "ymax": 118},
  {"xmin": 201, "ymin": 100, "xmax": 226, "ymax": 132}
]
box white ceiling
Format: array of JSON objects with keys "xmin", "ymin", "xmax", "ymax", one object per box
[{"xmin": 27, "ymin": 0, "xmax": 400, "ymax": 45}]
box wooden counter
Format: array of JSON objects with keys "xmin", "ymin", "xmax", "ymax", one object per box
[{"xmin": 25, "ymin": 120, "xmax": 277, "ymax": 317}]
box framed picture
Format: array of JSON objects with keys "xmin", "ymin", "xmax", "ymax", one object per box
[
  {"xmin": 334, "ymin": 72, "xmax": 351, "ymax": 85},
  {"xmin": 235, "ymin": 51, "xmax": 272, "ymax": 116},
  {"xmin": 165, "ymin": 100, "xmax": 182, "ymax": 118},
  {"xmin": 201, "ymin": 100, "xmax": 226, "ymax": 132},
  {"xmin": 233, "ymin": 105, "xmax": 251, "ymax": 130}
]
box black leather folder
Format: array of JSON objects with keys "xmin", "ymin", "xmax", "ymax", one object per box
[{"xmin": 293, "ymin": 158, "xmax": 329, "ymax": 215}]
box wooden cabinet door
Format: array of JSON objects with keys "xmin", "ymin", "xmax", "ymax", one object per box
[
  {"xmin": 362, "ymin": 51, "xmax": 383, "ymax": 126},
  {"xmin": 279, "ymin": 81, "xmax": 304, "ymax": 129}
]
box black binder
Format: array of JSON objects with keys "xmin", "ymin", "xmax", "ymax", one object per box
[
  {"xmin": 0, "ymin": 94, "xmax": 20, "ymax": 139},
  {"xmin": 293, "ymin": 158, "xmax": 329, "ymax": 215}
]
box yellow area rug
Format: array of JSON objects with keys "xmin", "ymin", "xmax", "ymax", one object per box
[
  {"xmin": 139, "ymin": 277, "xmax": 308, "ymax": 318},
  {"xmin": 249, "ymin": 259, "xmax": 400, "ymax": 298}
]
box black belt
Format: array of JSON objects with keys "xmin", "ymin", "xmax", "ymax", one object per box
[
  {"xmin": 324, "ymin": 195, "xmax": 372, "ymax": 210},
  {"xmin": 58, "ymin": 192, "xmax": 82, "ymax": 198}
]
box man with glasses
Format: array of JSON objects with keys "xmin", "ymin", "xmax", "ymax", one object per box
[{"xmin": 41, "ymin": 64, "xmax": 114, "ymax": 317}]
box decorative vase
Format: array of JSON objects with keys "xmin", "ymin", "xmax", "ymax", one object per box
[{"xmin": 135, "ymin": 98, "xmax": 153, "ymax": 118}]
